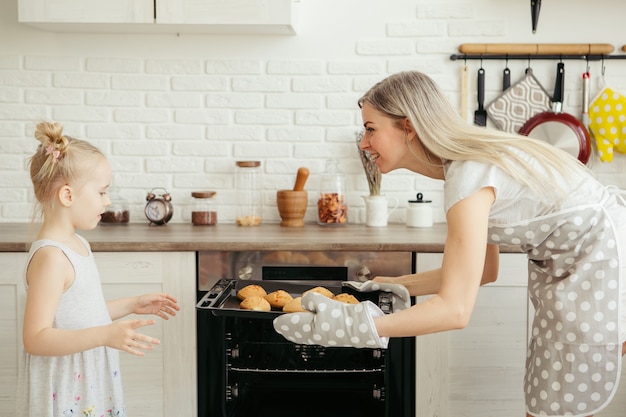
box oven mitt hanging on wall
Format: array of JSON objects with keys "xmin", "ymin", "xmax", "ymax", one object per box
[
  {"xmin": 588, "ymin": 86, "xmax": 626, "ymax": 162},
  {"xmin": 273, "ymin": 292, "xmax": 389, "ymax": 349},
  {"xmin": 486, "ymin": 69, "xmax": 551, "ymax": 133},
  {"xmin": 342, "ymin": 281, "xmax": 411, "ymax": 311}
]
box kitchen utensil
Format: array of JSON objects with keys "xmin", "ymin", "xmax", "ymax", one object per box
[
  {"xmin": 474, "ymin": 67, "xmax": 487, "ymax": 126},
  {"xmin": 519, "ymin": 62, "xmax": 592, "ymax": 165},
  {"xmin": 486, "ymin": 67, "xmax": 551, "ymax": 133},
  {"xmin": 461, "ymin": 64, "xmax": 471, "ymax": 121},
  {"xmin": 277, "ymin": 167, "xmax": 309, "ymax": 227},
  {"xmin": 503, "ymin": 66, "xmax": 511, "ymax": 91},
  {"xmin": 582, "ymin": 69, "xmax": 591, "ymax": 128},
  {"xmin": 293, "ymin": 166, "xmax": 309, "ymax": 191},
  {"xmin": 531, "ymin": 0, "xmax": 541, "ymax": 33}
]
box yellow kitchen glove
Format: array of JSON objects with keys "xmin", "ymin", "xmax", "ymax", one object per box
[{"xmin": 589, "ymin": 87, "xmax": 626, "ymax": 162}]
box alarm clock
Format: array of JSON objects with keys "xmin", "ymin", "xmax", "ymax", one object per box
[{"xmin": 145, "ymin": 188, "xmax": 174, "ymax": 225}]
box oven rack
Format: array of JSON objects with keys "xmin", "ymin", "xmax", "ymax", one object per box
[{"xmin": 228, "ymin": 367, "xmax": 385, "ymax": 373}]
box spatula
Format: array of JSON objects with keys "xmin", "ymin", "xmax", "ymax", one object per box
[{"xmin": 474, "ymin": 67, "xmax": 487, "ymax": 126}]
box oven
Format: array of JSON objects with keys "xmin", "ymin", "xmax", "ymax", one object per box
[{"xmin": 196, "ymin": 250, "xmax": 416, "ymax": 417}]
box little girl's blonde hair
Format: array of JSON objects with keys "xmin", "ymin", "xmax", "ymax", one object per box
[{"xmin": 28, "ymin": 121, "xmax": 105, "ymax": 218}]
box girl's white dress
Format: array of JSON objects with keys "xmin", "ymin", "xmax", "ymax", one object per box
[{"xmin": 15, "ymin": 236, "xmax": 126, "ymax": 417}]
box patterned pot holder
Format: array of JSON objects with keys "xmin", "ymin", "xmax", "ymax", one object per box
[
  {"xmin": 487, "ymin": 68, "xmax": 552, "ymax": 133},
  {"xmin": 588, "ymin": 80, "xmax": 626, "ymax": 162}
]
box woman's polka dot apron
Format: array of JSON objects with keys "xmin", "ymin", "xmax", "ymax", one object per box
[{"xmin": 489, "ymin": 204, "xmax": 622, "ymax": 417}]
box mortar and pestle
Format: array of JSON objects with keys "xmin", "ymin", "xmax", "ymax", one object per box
[{"xmin": 276, "ymin": 167, "xmax": 309, "ymax": 227}]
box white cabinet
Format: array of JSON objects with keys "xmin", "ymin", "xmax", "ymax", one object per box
[
  {"xmin": 18, "ymin": 0, "xmax": 300, "ymax": 34},
  {"xmin": 414, "ymin": 253, "xmax": 529, "ymax": 416},
  {"xmin": 0, "ymin": 251, "xmax": 196, "ymax": 417},
  {"xmin": 0, "ymin": 252, "xmax": 27, "ymax": 417},
  {"xmin": 17, "ymin": 0, "xmax": 154, "ymax": 23}
]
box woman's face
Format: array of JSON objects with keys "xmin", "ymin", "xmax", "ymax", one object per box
[{"xmin": 359, "ymin": 102, "xmax": 414, "ymax": 174}]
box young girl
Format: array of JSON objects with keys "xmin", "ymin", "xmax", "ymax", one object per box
[
  {"xmin": 16, "ymin": 121, "xmax": 180, "ymax": 417},
  {"xmin": 274, "ymin": 71, "xmax": 626, "ymax": 417}
]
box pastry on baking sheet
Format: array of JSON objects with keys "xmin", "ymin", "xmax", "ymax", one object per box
[
  {"xmin": 237, "ymin": 284, "xmax": 267, "ymax": 300},
  {"xmin": 240, "ymin": 296, "xmax": 271, "ymax": 311},
  {"xmin": 302, "ymin": 286, "xmax": 334, "ymax": 299},
  {"xmin": 264, "ymin": 290, "xmax": 293, "ymax": 308},
  {"xmin": 282, "ymin": 296, "xmax": 306, "ymax": 312},
  {"xmin": 333, "ymin": 293, "xmax": 359, "ymax": 304}
]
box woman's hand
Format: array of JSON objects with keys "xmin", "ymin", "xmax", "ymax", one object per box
[
  {"xmin": 133, "ymin": 293, "xmax": 180, "ymax": 320},
  {"xmin": 372, "ymin": 275, "xmax": 397, "ymax": 284}
]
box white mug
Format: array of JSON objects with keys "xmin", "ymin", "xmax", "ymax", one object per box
[{"xmin": 362, "ymin": 195, "xmax": 398, "ymax": 227}]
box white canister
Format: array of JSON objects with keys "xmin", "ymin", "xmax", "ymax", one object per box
[{"xmin": 406, "ymin": 193, "xmax": 433, "ymax": 228}]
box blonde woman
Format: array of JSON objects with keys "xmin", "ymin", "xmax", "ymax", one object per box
[
  {"xmin": 275, "ymin": 71, "xmax": 626, "ymax": 417},
  {"xmin": 17, "ymin": 121, "xmax": 180, "ymax": 417}
]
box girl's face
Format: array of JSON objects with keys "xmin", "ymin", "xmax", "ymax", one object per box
[
  {"xmin": 359, "ymin": 102, "xmax": 413, "ymax": 174},
  {"xmin": 69, "ymin": 157, "xmax": 112, "ymax": 230}
]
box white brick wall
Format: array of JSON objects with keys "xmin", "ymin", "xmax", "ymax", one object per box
[{"xmin": 1, "ymin": 0, "xmax": 626, "ymax": 225}]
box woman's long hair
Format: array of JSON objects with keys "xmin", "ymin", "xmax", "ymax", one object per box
[{"xmin": 358, "ymin": 71, "xmax": 590, "ymax": 202}]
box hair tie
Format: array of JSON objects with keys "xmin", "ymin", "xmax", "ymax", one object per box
[{"xmin": 45, "ymin": 144, "xmax": 61, "ymax": 161}]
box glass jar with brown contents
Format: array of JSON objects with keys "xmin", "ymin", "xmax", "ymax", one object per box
[
  {"xmin": 100, "ymin": 189, "xmax": 130, "ymax": 225},
  {"xmin": 190, "ymin": 191, "xmax": 218, "ymax": 226},
  {"xmin": 317, "ymin": 159, "xmax": 348, "ymax": 225}
]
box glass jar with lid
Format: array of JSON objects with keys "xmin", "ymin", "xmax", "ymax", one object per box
[
  {"xmin": 190, "ymin": 191, "xmax": 217, "ymax": 226},
  {"xmin": 317, "ymin": 159, "xmax": 348, "ymax": 225},
  {"xmin": 100, "ymin": 188, "xmax": 130, "ymax": 225},
  {"xmin": 235, "ymin": 161, "xmax": 262, "ymax": 226}
]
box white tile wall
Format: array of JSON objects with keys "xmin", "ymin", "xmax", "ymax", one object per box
[{"xmin": 1, "ymin": 0, "xmax": 626, "ymax": 225}]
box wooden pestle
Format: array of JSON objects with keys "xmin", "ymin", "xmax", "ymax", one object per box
[{"xmin": 293, "ymin": 167, "xmax": 309, "ymax": 191}]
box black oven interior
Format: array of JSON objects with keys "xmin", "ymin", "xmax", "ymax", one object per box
[{"xmin": 196, "ymin": 251, "xmax": 416, "ymax": 417}]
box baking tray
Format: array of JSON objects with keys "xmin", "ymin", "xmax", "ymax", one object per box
[{"xmin": 196, "ymin": 278, "xmax": 383, "ymax": 319}]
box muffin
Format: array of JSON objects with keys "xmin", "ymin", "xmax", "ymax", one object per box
[
  {"xmin": 302, "ymin": 286, "xmax": 334, "ymax": 299},
  {"xmin": 240, "ymin": 296, "xmax": 271, "ymax": 311},
  {"xmin": 282, "ymin": 296, "xmax": 307, "ymax": 313},
  {"xmin": 264, "ymin": 290, "xmax": 293, "ymax": 308},
  {"xmin": 237, "ymin": 284, "xmax": 267, "ymax": 300},
  {"xmin": 334, "ymin": 293, "xmax": 359, "ymax": 304}
]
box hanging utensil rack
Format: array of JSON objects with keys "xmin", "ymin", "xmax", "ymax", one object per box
[{"xmin": 450, "ymin": 43, "xmax": 626, "ymax": 62}]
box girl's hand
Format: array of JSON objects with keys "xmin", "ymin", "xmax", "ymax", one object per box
[
  {"xmin": 133, "ymin": 293, "xmax": 180, "ymax": 320},
  {"xmin": 106, "ymin": 319, "xmax": 160, "ymax": 356}
]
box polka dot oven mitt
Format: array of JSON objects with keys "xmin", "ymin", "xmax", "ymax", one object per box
[
  {"xmin": 589, "ymin": 86, "xmax": 626, "ymax": 162},
  {"xmin": 342, "ymin": 280, "xmax": 411, "ymax": 312},
  {"xmin": 273, "ymin": 292, "xmax": 389, "ymax": 348}
]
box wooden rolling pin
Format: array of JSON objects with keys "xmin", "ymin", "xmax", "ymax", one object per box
[{"xmin": 458, "ymin": 43, "xmax": 615, "ymax": 55}]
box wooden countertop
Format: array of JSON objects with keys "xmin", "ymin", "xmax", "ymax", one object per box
[{"xmin": 0, "ymin": 222, "xmax": 521, "ymax": 253}]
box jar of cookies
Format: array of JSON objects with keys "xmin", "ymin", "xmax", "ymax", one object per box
[
  {"xmin": 235, "ymin": 160, "xmax": 262, "ymax": 226},
  {"xmin": 190, "ymin": 191, "xmax": 217, "ymax": 226},
  {"xmin": 100, "ymin": 189, "xmax": 130, "ymax": 225},
  {"xmin": 317, "ymin": 159, "xmax": 348, "ymax": 225}
]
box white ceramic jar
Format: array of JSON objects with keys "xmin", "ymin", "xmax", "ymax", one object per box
[{"xmin": 406, "ymin": 193, "xmax": 433, "ymax": 228}]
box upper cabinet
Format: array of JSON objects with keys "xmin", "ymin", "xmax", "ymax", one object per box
[{"xmin": 18, "ymin": 0, "xmax": 300, "ymax": 35}]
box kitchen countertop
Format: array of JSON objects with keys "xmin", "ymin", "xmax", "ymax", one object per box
[{"xmin": 0, "ymin": 222, "xmax": 522, "ymax": 253}]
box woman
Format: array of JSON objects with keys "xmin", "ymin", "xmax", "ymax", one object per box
[{"xmin": 275, "ymin": 71, "xmax": 626, "ymax": 417}]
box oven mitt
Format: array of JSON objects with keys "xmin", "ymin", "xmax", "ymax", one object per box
[
  {"xmin": 588, "ymin": 86, "xmax": 626, "ymax": 162},
  {"xmin": 486, "ymin": 68, "xmax": 551, "ymax": 133},
  {"xmin": 342, "ymin": 281, "xmax": 411, "ymax": 311},
  {"xmin": 273, "ymin": 292, "xmax": 389, "ymax": 349}
]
